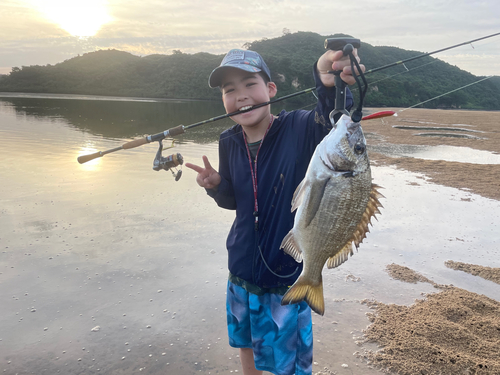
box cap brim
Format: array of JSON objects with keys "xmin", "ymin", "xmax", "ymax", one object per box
[{"xmin": 208, "ymin": 65, "xmax": 263, "ymax": 88}]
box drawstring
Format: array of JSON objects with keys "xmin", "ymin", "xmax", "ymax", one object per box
[{"xmin": 243, "ymin": 114, "xmax": 274, "ymax": 231}]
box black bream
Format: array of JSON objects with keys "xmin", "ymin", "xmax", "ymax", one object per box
[{"xmin": 280, "ymin": 114, "xmax": 383, "ymax": 315}]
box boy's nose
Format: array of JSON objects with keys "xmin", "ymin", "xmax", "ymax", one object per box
[{"xmin": 236, "ymin": 91, "xmax": 248, "ymax": 101}]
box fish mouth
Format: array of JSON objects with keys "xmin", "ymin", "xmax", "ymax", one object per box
[
  {"xmin": 320, "ymin": 154, "xmax": 354, "ymax": 175},
  {"xmin": 319, "ymin": 155, "xmax": 356, "ymax": 177}
]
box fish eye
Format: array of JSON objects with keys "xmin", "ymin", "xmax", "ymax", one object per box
[{"xmin": 354, "ymin": 143, "xmax": 365, "ymax": 155}]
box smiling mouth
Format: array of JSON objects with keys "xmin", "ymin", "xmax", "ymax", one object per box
[{"xmin": 238, "ymin": 105, "xmax": 253, "ymax": 112}]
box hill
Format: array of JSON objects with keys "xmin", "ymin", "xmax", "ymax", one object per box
[{"xmin": 0, "ymin": 32, "xmax": 499, "ymax": 109}]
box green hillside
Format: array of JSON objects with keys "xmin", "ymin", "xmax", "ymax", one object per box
[{"xmin": 0, "ymin": 32, "xmax": 498, "ymax": 109}]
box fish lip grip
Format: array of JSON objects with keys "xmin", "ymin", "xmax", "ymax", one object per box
[
  {"xmin": 324, "ymin": 38, "xmax": 361, "ymax": 52},
  {"xmin": 325, "ymin": 38, "xmax": 362, "ymax": 125}
]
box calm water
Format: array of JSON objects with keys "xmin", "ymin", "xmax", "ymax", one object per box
[{"xmin": 1, "ymin": 94, "xmax": 499, "ymax": 375}]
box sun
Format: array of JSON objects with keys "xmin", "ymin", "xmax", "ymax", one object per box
[{"xmin": 31, "ymin": 0, "xmax": 112, "ymax": 37}]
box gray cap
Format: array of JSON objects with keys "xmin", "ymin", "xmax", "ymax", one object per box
[{"xmin": 209, "ymin": 49, "xmax": 272, "ymax": 88}]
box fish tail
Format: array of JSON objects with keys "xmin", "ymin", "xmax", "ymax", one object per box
[{"xmin": 281, "ymin": 275, "xmax": 325, "ymax": 315}]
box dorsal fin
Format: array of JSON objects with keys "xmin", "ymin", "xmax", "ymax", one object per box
[
  {"xmin": 352, "ymin": 183, "xmax": 384, "ymax": 249},
  {"xmin": 327, "ymin": 183, "xmax": 384, "ymax": 269}
]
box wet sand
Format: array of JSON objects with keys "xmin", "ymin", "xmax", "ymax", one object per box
[
  {"xmin": 361, "ymin": 264, "xmax": 500, "ymax": 374},
  {"xmin": 315, "ymin": 108, "xmax": 500, "ymax": 375},
  {"xmin": 363, "ymin": 108, "xmax": 500, "ymax": 201}
]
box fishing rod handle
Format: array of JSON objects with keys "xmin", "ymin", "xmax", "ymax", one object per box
[
  {"xmin": 122, "ymin": 124, "xmax": 185, "ymax": 150},
  {"xmin": 77, "ymin": 151, "xmax": 102, "ymax": 164},
  {"xmin": 167, "ymin": 125, "xmax": 185, "ymax": 137},
  {"xmin": 123, "ymin": 137, "xmax": 148, "ymax": 149}
]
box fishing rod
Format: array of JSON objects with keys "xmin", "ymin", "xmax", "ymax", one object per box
[
  {"xmin": 77, "ymin": 32, "xmax": 500, "ymax": 171},
  {"xmin": 76, "ymin": 87, "xmax": 316, "ymax": 165},
  {"xmin": 364, "ymin": 32, "xmax": 500, "ymax": 75}
]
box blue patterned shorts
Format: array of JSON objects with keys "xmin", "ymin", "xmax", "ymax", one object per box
[{"xmin": 226, "ymin": 280, "xmax": 313, "ymax": 375}]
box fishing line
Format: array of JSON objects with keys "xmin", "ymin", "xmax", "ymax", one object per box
[
  {"xmin": 363, "ymin": 32, "xmax": 500, "ymax": 75},
  {"xmin": 361, "ymin": 60, "xmax": 438, "ymax": 87},
  {"xmin": 397, "ymin": 76, "xmax": 493, "ymax": 113}
]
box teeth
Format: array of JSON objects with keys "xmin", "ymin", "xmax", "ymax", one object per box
[{"xmin": 239, "ymin": 106, "xmax": 252, "ymax": 111}]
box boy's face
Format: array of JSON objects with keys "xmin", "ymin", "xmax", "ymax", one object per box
[{"xmin": 220, "ymin": 68, "xmax": 277, "ymax": 129}]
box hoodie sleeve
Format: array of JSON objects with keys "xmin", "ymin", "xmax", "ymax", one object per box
[{"xmin": 205, "ymin": 135, "xmax": 237, "ymax": 210}]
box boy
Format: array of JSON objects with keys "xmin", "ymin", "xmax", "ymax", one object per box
[{"xmin": 185, "ymin": 48, "xmax": 363, "ymax": 375}]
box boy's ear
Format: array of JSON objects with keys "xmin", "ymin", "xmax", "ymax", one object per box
[{"xmin": 267, "ymin": 81, "xmax": 277, "ymax": 98}]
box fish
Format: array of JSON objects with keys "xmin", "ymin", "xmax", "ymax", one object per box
[{"xmin": 280, "ymin": 114, "xmax": 383, "ymax": 315}]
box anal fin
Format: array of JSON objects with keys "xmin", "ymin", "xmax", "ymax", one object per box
[{"xmin": 326, "ymin": 242, "xmax": 354, "ymax": 269}]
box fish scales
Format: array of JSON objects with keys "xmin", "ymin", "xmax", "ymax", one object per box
[{"xmin": 280, "ymin": 114, "xmax": 383, "ymax": 315}]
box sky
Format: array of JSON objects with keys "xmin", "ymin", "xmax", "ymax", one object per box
[{"xmin": 0, "ymin": 0, "xmax": 499, "ymax": 77}]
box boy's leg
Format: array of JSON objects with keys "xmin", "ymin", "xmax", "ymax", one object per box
[
  {"xmin": 240, "ymin": 348, "xmax": 263, "ymax": 375},
  {"xmin": 226, "ymin": 280, "xmax": 313, "ymax": 375}
]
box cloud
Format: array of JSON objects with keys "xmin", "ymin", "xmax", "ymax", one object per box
[{"xmin": 1, "ymin": 0, "xmax": 499, "ymax": 76}]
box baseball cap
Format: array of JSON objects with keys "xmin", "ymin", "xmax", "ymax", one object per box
[{"xmin": 209, "ymin": 49, "xmax": 272, "ymax": 88}]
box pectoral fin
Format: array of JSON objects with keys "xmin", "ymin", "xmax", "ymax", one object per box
[
  {"xmin": 303, "ymin": 177, "xmax": 330, "ymax": 228},
  {"xmin": 291, "ymin": 179, "xmax": 306, "ymax": 212}
]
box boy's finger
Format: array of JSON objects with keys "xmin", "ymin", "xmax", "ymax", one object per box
[
  {"xmin": 342, "ymin": 63, "xmax": 366, "ymax": 76},
  {"xmin": 202, "ymin": 155, "xmax": 214, "ymax": 170},
  {"xmin": 329, "ymin": 50, "xmax": 344, "ymax": 62},
  {"xmin": 185, "ymin": 162, "xmax": 203, "ymax": 173}
]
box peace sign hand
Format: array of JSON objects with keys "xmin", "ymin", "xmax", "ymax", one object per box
[{"xmin": 185, "ymin": 155, "xmax": 221, "ymax": 190}]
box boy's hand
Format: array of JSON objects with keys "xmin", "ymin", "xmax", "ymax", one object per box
[
  {"xmin": 317, "ymin": 49, "xmax": 365, "ymax": 87},
  {"xmin": 185, "ymin": 155, "xmax": 221, "ymax": 190}
]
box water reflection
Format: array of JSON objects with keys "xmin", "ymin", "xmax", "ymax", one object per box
[
  {"xmin": 370, "ymin": 144, "xmax": 500, "ymax": 164},
  {"xmin": 415, "ymin": 133, "xmax": 483, "ymax": 139},
  {"xmin": 0, "ymin": 96, "xmax": 234, "ymax": 144},
  {"xmin": 1, "ymin": 94, "xmax": 499, "ymax": 374},
  {"xmin": 392, "ymin": 125, "xmax": 483, "ymax": 133}
]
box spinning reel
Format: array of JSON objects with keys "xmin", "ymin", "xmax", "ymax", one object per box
[{"xmin": 153, "ymin": 140, "xmax": 183, "ymax": 181}]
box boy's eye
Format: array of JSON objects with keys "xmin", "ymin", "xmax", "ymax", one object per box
[{"xmin": 224, "ymin": 88, "xmax": 234, "ymax": 94}]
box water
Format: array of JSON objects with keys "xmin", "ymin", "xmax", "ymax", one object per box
[
  {"xmin": 1, "ymin": 95, "xmax": 499, "ymax": 374},
  {"xmin": 370, "ymin": 144, "xmax": 500, "ymax": 164}
]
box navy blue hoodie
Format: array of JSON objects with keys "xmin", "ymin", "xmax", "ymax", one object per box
[{"xmin": 208, "ymin": 63, "xmax": 353, "ymax": 290}]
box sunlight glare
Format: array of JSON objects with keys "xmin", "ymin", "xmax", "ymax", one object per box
[
  {"xmin": 30, "ymin": 0, "xmax": 112, "ymax": 37},
  {"xmin": 78, "ymin": 145, "xmax": 103, "ymax": 171}
]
